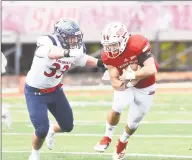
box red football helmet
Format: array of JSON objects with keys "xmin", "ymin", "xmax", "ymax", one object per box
[{"xmin": 101, "ymin": 22, "xmax": 129, "ymax": 59}]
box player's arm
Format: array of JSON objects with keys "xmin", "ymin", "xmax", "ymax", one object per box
[
  {"xmin": 121, "ymin": 40, "xmax": 157, "ymax": 80},
  {"xmin": 35, "ymin": 36, "xmax": 69, "ymax": 59},
  {"xmin": 47, "ymin": 46, "xmax": 70, "ymax": 59},
  {"xmin": 134, "ymin": 39, "xmax": 158, "ymax": 79},
  {"xmin": 84, "ymin": 55, "xmax": 105, "ymax": 68},
  {"xmin": 73, "ymin": 44, "xmax": 105, "ymax": 68},
  {"xmin": 35, "ymin": 36, "xmax": 80, "ymax": 59},
  {"xmin": 107, "ymin": 65, "xmax": 127, "ymax": 91},
  {"xmin": 74, "ymin": 54, "xmax": 105, "ymax": 68},
  {"xmin": 135, "ymin": 51, "xmax": 157, "ymax": 80}
]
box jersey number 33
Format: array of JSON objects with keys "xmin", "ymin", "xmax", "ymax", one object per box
[{"xmin": 44, "ymin": 63, "xmax": 70, "ymax": 78}]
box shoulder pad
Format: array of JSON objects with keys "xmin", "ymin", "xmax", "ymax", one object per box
[
  {"xmin": 142, "ymin": 41, "xmax": 150, "ymax": 52},
  {"xmin": 129, "ymin": 34, "xmax": 150, "ymax": 53},
  {"xmin": 36, "ymin": 36, "xmax": 54, "ymax": 47}
]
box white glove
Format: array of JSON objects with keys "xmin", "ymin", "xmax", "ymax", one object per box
[
  {"xmin": 120, "ymin": 65, "xmax": 136, "ymax": 80},
  {"xmin": 69, "ymin": 48, "xmax": 83, "ymax": 59}
]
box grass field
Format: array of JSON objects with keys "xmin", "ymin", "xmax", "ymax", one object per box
[{"xmin": 2, "ymin": 91, "xmax": 192, "ymax": 160}]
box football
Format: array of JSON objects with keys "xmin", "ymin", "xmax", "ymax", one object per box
[{"xmin": 122, "ymin": 63, "xmax": 141, "ymax": 87}]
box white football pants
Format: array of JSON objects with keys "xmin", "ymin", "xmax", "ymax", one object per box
[{"xmin": 112, "ymin": 84, "xmax": 155, "ymax": 130}]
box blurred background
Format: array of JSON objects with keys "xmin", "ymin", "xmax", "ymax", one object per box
[
  {"xmin": 2, "ymin": 2, "xmax": 192, "ymax": 160},
  {"xmin": 1, "ymin": 1, "xmax": 192, "ymax": 93}
]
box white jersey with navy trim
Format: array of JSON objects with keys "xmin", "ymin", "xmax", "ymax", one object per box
[{"xmin": 26, "ymin": 34, "xmax": 88, "ymax": 89}]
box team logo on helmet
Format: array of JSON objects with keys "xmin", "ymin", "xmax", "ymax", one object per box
[{"xmin": 103, "ymin": 35, "xmax": 109, "ymax": 40}]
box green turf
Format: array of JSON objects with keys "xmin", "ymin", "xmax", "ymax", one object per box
[
  {"xmin": 3, "ymin": 153, "xmax": 190, "ymax": 160},
  {"xmin": 2, "ymin": 93, "xmax": 192, "ymax": 104},
  {"xmin": 3, "ymin": 123, "xmax": 192, "ymax": 135},
  {"xmin": 2, "ymin": 93, "xmax": 192, "ymax": 160}
]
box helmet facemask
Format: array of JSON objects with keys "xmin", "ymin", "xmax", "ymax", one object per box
[
  {"xmin": 57, "ymin": 32, "xmax": 83, "ymax": 49},
  {"xmin": 102, "ymin": 42, "xmax": 121, "ymax": 59}
]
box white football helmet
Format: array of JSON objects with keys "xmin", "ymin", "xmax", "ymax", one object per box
[{"xmin": 101, "ymin": 22, "xmax": 129, "ymax": 59}]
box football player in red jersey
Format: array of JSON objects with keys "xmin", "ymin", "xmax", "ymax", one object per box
[{"xmin": 94, "ymin": 22, "xmax": 159, "ymax": 160}]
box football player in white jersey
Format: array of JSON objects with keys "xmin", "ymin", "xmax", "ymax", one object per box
[
  {"xmin": 1, "ymin": 52, "xmax": 12, "ymax": 128},
  {"xmin": 25, "ymin": 19, "xmax": 104, "ymax": 160}
]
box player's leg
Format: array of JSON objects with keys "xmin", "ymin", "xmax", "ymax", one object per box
[
  {"xmin": 113, "ymin": 85, "xmax": 155, "ymax": 160},
  {"xmin": 125, "ymin": 85, "xmax": 155, "ymax": 138},
  {"xmin": 46, "ymin": 88, "xmax": 74, "ymax": 150},
  {"xmin": 49, "ymin": 88, "xmax": 74, "ymax": 132},
  {"xmin": 94, "ymin": 89, "xmax": 134, "ymax": 152},
  {"xmin": 25, "ymin": 86, "xmax": 50, "ymax": 160}
]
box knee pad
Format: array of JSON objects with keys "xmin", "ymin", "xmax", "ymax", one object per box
[
  {"xmin": 63, "ymin": 124, "xmax": 74, "ymax": 132},
  {"xmin": 60, "ymin": 122, "xmax": 74, "ymax": 133},
  {"xmin": 35, "ymin": 126, "xmax": 49, "ymax": 139},
  {"xmin": 112, "ymin": 105, "xmax": 125, "ymax": 113},
  {"xmin": 127, "ymin": 113, "xmax": 145, "ymax": 130},
  {"xmin": 58, "ymin": 118, "xmax": 74, "ymax": 133},
  {"xmin": 127, "ymin": 121, "xmax": 140, "ymax": 130}
]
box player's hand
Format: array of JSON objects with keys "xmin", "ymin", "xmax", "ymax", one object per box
[
  {"xmin": 120, "ymin": 66, "xmax": 136, "ymax": 80},
  {"xmin": 128, "ymin": 79, "xmax": 140, "ymax": 87},
  {"xmin": 69, "ymin": 48, "xmax": 83, "ymax": 59}
]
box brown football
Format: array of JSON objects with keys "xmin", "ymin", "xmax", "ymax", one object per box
[{"xmin": 123, "ymin": 63, "xmax": 141, "ymax": 88}]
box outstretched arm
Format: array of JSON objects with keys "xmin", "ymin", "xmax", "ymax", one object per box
[
  {"xmin": 35, "ymin": 36, "xmax": 82, "ymax": 59},
  {"xmin": 36, "ymin": 45, "xmax": 70, "ymax": 59},
  {"xmin": 35, "ymin": 36, "xmax": 68, "ymax": 59},
  {"xmin": 74, "ymin": 54, "xmax": 105, "ymax": 68},
  {"xmin": 84, "ymin": 55, "xmax": 104, "ymax": 68}
]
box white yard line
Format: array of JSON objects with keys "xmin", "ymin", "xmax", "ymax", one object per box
[
  {"xmin": 9, "ymin": 109, "xmax": 192, "ymax": 115},
  {"xmin": 3, "ymin": 83, "xmax": 192, "ymax": 93},
  {"xmin": 2, "ymin": 150, "xmax": 192, "ymax": 159},
  {"xmin": 5, "ymin": 101, "xmax": 192, "ymax": 108},
  {"xmin": 11, "ymin": 120, "xmax": 192, "ymax": 124},
  {"xmin": 2, "ymin": 133, "xmax": 192, "ymax": 138}
]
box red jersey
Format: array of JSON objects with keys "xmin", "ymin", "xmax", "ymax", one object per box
[{"xmin": 101, "ymin": 34, "xmax": 159, "ymax": 89}]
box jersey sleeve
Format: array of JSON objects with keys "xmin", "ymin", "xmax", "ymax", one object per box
[
  {"xmin": 130, "ymin": 34, "xmax": 151, "ymax": 54},
  {"xmin": 73, "ymin": 54, "xmax": 89, "ymax": 67},
  {"xmin": 73, "ymin": 43, "xmax": 88, "ymax": 66},
  {"xmin": 138, "ymin": 51, "xmax": 153, "ymax": 66},
  {"xmin": 35, "ymin": 36, "xmax": 54, "ymax": 58},
  {"xmin": 137, "ymin": 37, "xmax": 152, "ymax": 66},
  {"xmin": 141, "ymin": 39, "xmax": 151, "ymax": 52}
]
